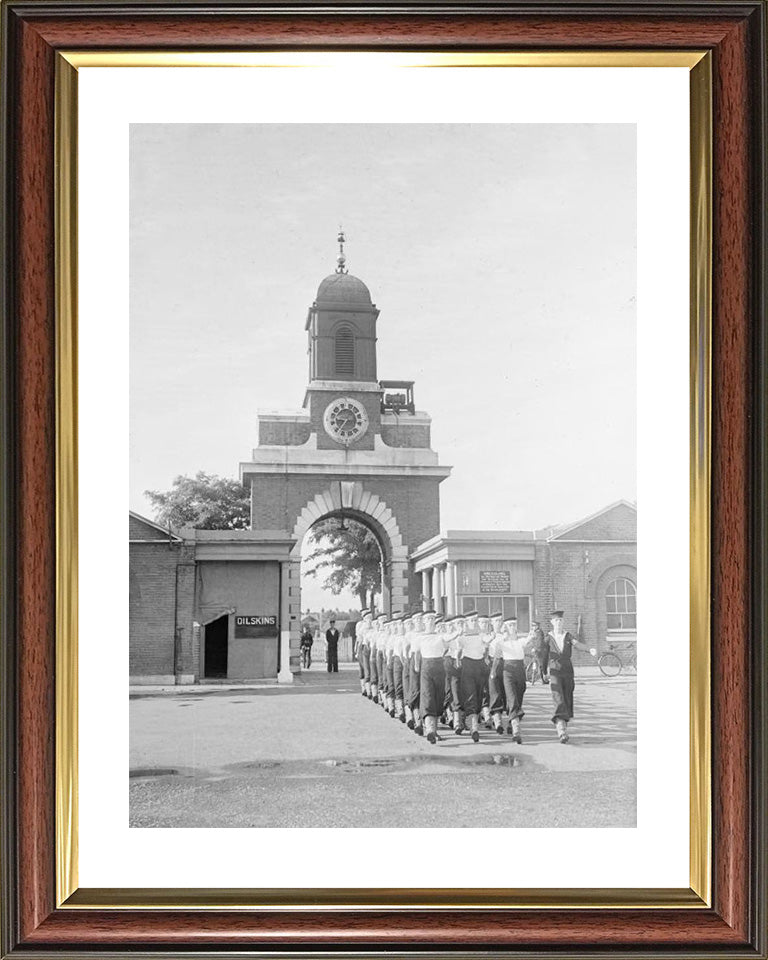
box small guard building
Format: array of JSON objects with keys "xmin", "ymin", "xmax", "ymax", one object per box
[{"xmin": 130, "ymin": 243, "xmax": 636, "ymax": 685}]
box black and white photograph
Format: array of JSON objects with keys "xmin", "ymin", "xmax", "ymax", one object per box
[{"xmin": 129, "ymin": 122, "xmax": 637, "ymax": 829}]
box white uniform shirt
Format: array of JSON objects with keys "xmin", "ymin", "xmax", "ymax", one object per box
[
  {"xmin": 461, "ymin": 631, "xmax": 490, "ymax": 659},
  {"xmin": 420, "ymin": 630, "xmax": 448, "ymax": 658},
  {"xmin": 488, "ymin": 633, "xmax": 504, "ymax": 659},
  {"xmin": 500, "ymin": 628, "xmax": 526, "ymax": 660}
]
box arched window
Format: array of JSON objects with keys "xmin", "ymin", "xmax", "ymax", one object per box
[
  {"xmin": 334, "ymin": 326, "xmax": 355, "ymax": 379},
  {"xmin": 605, "ymin": 577, "xmax": 636, "ymax": 631}
]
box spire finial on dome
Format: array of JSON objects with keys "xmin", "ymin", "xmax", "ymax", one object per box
[{"xmin": 335, "ymin": 226, "xmax": 348, "ymax": 275}]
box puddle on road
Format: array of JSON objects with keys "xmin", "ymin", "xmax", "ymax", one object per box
[
  {"xmin": 131, "ymin": 753, "xmax": 525, "ymax": 784},
  {"xmin": 317, "ymin": 753, "xmax": 522, "ymax": 774},
  {"xmin": 130, "ymin": 767, "xmax": 179, "ymax": 778}
]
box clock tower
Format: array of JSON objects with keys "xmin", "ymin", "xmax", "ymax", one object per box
[
  {"xmin": 304, "ymin": 230, "xmax": 383, "ymax": 451},
  {"xmin": 240, "ymin": 232, "xmax": 451, "ymax": 675}
]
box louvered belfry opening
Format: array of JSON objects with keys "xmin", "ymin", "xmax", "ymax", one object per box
[{"xmin": 335, "ymin": 326, "xmax": 355, "ymax": 378}]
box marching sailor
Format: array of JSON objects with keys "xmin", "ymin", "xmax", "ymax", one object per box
[
  {"xmin": 487, "ymin": 611, "xmax": 506, "ymax": 734},
  {"xmin": 377, "ymin": 617, "xmax": 389, "ymax": 710},
  {"xmin": 354, "ymin": 609, "xmax": 373, "ymax": 696},
  {"xmin": 391, "ymin": 615, "xmax": 407, "ymax": 722},
  {"xmin": 419, "ymin": 612, "xmax": 451, "ymax": 744},
  {"xmin": 444, "ymin": 614, "xmax": 465, "ymax": 733},
  {"xmin": 368, "ymin": 616, "xmax": 381, "ymax": 703},
  {"xmin": 545, "ymin": 610, "xmax": 594, "ymax": 743},
  {"xmin": 458, "ymin": 611, "xmax": 492, "ymax": 742},
  {"xmin": 500, "ymin": 615, "xmax": 527, "ymax": 742},
  {"xmin": 407, "ymin": 612, "xmax": 425, "ymax": 735},
  {"xmin": 477, "ymin": 614, "xmax": 494, "ymax": 728}
]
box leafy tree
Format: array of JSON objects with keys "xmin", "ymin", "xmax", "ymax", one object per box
[
  {"xmin": 303, "ymin": 517, "xmax": 382, "ymax": 611},
  {"xmin": 145, "ymin": 472, "xmax": 250, "ymax": 530}
]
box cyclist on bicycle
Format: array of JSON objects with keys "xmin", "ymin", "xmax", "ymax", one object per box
[{"xmin": 526, "ymin": 621, "xmax": 549, "ymax": 684}]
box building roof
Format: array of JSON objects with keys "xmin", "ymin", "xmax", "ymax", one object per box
[
  {"xmin": 129, "ymin": 510, "xmax": 181, "ymax": 542},
  {"xmin": 315, "ymin": 272, "xmax": 372, "ymax": 304},
  {"xmin": 541, "ymin": 499, "xmax": 637, "ymax": 542}
]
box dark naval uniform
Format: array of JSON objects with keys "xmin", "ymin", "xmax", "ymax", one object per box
[{"xmin": 546, "ymin": 631, "xmax": 576, "ymax": 722}]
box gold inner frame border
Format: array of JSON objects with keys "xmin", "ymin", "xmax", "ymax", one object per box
[{"xmin": 54, "ymin": 49, "xmax": 711, "ymax": 911}]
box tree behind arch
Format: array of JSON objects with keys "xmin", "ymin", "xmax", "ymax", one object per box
[{"xmin": 303, "ymin": 517, "xmax": 382, "ymax": 611}]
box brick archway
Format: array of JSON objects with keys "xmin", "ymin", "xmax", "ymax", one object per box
[{"xmin": 291, "ymin": 481, "xmax": 410, "ymax": 615}]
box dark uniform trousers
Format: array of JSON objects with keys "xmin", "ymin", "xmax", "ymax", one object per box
[
  {"xmin": 459, "ymin": 656, "xmax": 486, "ymax": 715},
  {"xmin": 481, "ymin": 658, "xmax": 491, "ymax": 711},
  {"xmin": 549, "ymin": 666, "xmax": 575, "ymax": 722},
  {"xmin": 369, "ymin": 649, "xmax": 379, "ymax": 687},
  {"xmin": 420, "ymin": 657, "xmax": 446, "ymax": 718},
  {"xmin": 547, "ymin": 634, "xmax": 576, "ymax": 723},
  {"xmin": 391, "ymin": 656, "xmax": 405, "ymax": 700},
  {"xmin": 376, "ymin": 650, "xmax": 389, "ymax": 693},
  {"xmin": 444, "ymin": 658, "xmax": 462, "ymax": 714},
  {"xmin": 385, "ymin": 656, "xmax": 395, "ymax": 699},
  {"xmin": 360, "ymin": 643, "xmax": 371, "ymax": 683},
  {"xmin": 502, "ymin": 659, "xmax": 527, "ymax": 720},
  {"xmin": 488, "ymin": 657, "xmax": 506, "ymax": 714},
  {"xmin": 406, "ymin": 658, "xmax": 420, "ymax": 710}
]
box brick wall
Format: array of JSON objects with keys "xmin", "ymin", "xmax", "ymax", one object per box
[
  {"xmin": 560, "ymin": 503, "xmax": 636, "ymax": 541},
  {"xmin": 258, "ymin": 419, "xmax": 312, "ymax": 446},
  {"xmin": 380, "ymin": 422, "xmax": 430, "ymax": 448},
  {"xmin": 534, "ymin": 540, "xmax": 637, "ymax": 662},
  {"xmin": 129, "ymin": 514, "xmax": 168, "ymax": 540},
  {"xmin": 129, "ymin": 542, "xmax": 179, "ymax": 680}
]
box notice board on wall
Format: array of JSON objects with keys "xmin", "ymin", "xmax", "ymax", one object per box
[{"xmin": 479, "ymin": 571, "xmax": 511, "ymax": 594}]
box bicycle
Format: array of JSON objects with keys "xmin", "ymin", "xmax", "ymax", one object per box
[
  {"xmin": 525, "ymin": 657, "xmax": 541, "ymax": 684},
  {"xmin": 595, "ymin": 641, "xmax": 637, "ymax": 677}
]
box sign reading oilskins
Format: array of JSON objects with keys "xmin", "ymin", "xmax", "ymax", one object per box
[{"xmin": 234, "ymin": 615, "xmax": 277, "ymax": 637}]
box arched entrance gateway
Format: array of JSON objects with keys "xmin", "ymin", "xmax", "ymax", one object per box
[{"xmin": 239, "ymin": 234, "xmax": 451, "ymax": 680}]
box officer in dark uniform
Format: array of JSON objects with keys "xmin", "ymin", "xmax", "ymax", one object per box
[
  {"xmin": 545, "ymin": 610, "xmax": 593, "ymax": 742},
  {"xmin": 325, "ymin": 619, "xmax": 340, "ymax": 673}
]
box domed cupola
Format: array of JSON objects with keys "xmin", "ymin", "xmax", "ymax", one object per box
[
  {"xmin": 315, "ymin": 272, "xmax": 372, "ymax": 305},
  {"xmin": 305, "ymin": 230, "xmax": 380, "ymax": 384}
]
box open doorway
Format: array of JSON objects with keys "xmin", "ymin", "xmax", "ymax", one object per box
[
  {"xmin": 203, "ymin": 614, "xmax": 229, "ymax": 678},
  {"xmin": 300, "ymin": 513, "xmax": 384, "ymax": 666}
]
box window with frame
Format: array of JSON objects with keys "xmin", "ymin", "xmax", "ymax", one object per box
[
  {"xmin": 334, "ymin": 326, "xmax": 355, "ymax": 378},
  {"xmin": 605, "ymin": 577, "xmax": 637, "ymax": 631}
]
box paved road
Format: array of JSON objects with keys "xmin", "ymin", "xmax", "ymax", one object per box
[{"xmin": 130, "ymin": 666, "xmax": 636, "ymax": 828}]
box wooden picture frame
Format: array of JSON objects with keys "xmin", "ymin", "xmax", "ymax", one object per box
[{"xmin": 1, "ymin": 1, "xmax": 766, "ymax": 955}]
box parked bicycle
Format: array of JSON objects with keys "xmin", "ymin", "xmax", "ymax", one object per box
[{"xmin": 595, "ymin": 641, "xmax": 637, "ymax": 677}]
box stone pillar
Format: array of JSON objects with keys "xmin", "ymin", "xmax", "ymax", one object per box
[
  {"xmin": 389, "ymin": 559, "xmax": 410, "ymax": 614},
  {"xmin": 431, "ymin": 564, "xmax": 441, "ymax": 614},
  {"xmin": 446, "ymin": 561, "xmax": 457, "ymax": 616},
  {"xmin": 278, "ymin": 561, "xmax": 294, "ymax": 683},
  {"xmin": 421, "ymin": 569, "xmax": 431, "ymax": 611},
  {"xmin": 381, "ymin": 559, "xmax": 391, "ymax": 615}
]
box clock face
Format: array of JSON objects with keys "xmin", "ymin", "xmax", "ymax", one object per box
[{"xmin": 323, "ymin": 397, "xmax": 369, "ymax": 444}]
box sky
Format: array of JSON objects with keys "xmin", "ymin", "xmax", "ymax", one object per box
[{"xmin": 130, "ymin": 123, "xmax": 636, "ymax": 610}]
